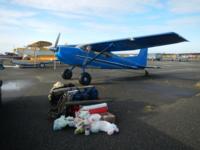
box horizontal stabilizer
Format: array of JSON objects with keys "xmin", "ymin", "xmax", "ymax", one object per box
[{"xmin": 145, "ymin": 66, "xmax": 161, "ymax": 69}]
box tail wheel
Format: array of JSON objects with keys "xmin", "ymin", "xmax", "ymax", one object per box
[
  {"xmin": 79, "ymin": 72, "xmax": 91, "ymax": 85},
  {"xmin": 62, "ymin": 69, "xmax": 72, "ymax": 79},
  {"xmin": 145, "ymin": 70, "xmax": 149, "ymax": 76}
]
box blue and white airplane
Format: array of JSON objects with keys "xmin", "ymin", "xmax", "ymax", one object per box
[{"xmin": 51, "ymin": 32, "xmax": 187, "ymax": 85}]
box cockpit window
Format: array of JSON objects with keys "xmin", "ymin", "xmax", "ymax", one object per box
[
  {"xmin": 103, "ymin": 52, "xmax": 113, "ymax": 58},
  {"xmin": 93, "ymin": 51, "xmax": 113, "ymax": 58}
]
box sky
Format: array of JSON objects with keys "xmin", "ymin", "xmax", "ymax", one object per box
[{"xmin": 0, "ymin": 0, "xmax": 200, "ymax": 54}]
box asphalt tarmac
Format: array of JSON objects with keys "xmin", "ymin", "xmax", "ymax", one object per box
[{"xmin": 0, "ymin": 61, "xmax": 200, "ymax": 150}]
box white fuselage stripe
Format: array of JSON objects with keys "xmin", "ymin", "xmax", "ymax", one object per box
[{"xmin": 76, "ymin": 55, "xmax": 137, "ymax": 69}]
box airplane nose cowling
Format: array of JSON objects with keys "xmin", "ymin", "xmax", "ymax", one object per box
[
  {"xmin": 55, "ymin": 47, "xmax": 68, "ymax": 62},
  {"xmin": 55, "ymin": 49, "xmax": 62, "ymax": 61},
  {"xmin": 55, "ymin": 47, "xmax": 80, "ymax": 65}
]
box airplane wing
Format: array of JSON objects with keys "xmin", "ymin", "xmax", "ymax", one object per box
[
  {"xmin": 80, "ymin": 32, "xmax": 187, "ymax": 52},
  {"xmin": 27, "ymin": 41, "xmax": 52, "ymax": 48}
]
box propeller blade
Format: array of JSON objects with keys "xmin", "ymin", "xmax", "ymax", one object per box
[
  {"xmin": 54, "ymin": 33, "xmax": 61, "ymax": 48},
  {"xmin": 49, "ymin": 33, "xmax": 61, "ymax": 52},
  {"xmin": 52, "ymin": 33, "xmax": 60, "ymax": 70}
]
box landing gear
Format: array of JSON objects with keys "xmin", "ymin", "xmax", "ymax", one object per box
[
  {"xmin": 62, "ymin": 66, "xmax": 76, "ymax": 80},
  {"xmin": 79, "ymin": 72, "xmax": 92, "ymax": 85},
  {"xmin": 62, "ymin": 69, "xmax": 73, "ymax": 79},
  {"xmin": 145, "ymin": 70, "xmax": 149, "ymax": 76}
]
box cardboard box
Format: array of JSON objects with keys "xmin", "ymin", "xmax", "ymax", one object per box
[{"xmin": 101, "ymin": 112, "xmax": 116, "ymax": 123}]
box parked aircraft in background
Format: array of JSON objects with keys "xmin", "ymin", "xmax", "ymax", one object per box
[
  {"xmin": 12, "ymin": 41, "xmax": 56, "ymax": 68},
  {"xmin": 50, "ymin": 32, "xmax": 187, "ymax": 85}
]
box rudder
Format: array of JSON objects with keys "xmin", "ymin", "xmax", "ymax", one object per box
[
  {"xmin": 137, "ymin": 48, "xmax": 148, "ymax": 67},
  {"xmin": 124, "ymin": 48, "xmax": 148, "ymax": 67}
]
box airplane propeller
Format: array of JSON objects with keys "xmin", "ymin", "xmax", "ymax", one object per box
[
  {"xmin": 50, "ymin": 33, "xmax": 61, "ymax": 70},
  {"xmin": 50, "ymin": 33, "xmax": 61, "ymax": 52},
  {"xmin": 54, "ymin": 33, "xmax": 60, "ymax": 49}
]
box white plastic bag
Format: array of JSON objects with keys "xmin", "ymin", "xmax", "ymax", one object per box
[
  {"xmin": 53, "ymin": 115, "xmax": 75, "ymax": 131},
  {"xmin": 90, "ymin": 120, "xmax": 119, "ymax": 135}
]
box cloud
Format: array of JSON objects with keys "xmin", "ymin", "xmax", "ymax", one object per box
[
  {"xmin": 167, "ymin": 16, "xmax": 200, "ymax": 28},
  {"xmin": 81, "ymin": 22, "xmax": 132, "ymax": 34},
  {"xmin": 168, "ymin": 0, "xmax": 200, "ymax": 13},
  {"xmin": 0, "ymin": 8, "xmax": 36, "ymax": 18},
  {"xmin": 0, "ymin": 8, "xmax": 37, "ymax": 27},
  {"xmin": 1, "ymin": 0, "xmax": 200, "ymax": 53},
  {"xmin": 51, "ymin": 12, "xmax": 91, "ymax": 20},
  {"xmin": 11, "ymin": 0, "xmax": 163, "ymax": 18},
  {"xmin": 0, "ymin": 7, "xmax": 77, "ymax": 52},
  {"xmin": 0, "ymin": 7, "xmax": 75, "ymax": 34}
]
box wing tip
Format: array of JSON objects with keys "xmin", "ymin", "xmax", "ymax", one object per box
[{"xmin": 172, "ymin": 32, "xmax": 188, "ymax": 42}]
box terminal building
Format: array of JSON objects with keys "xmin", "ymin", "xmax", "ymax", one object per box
[{"xmin": 148, "ymin": 53, "xmax": 200, "ymax": 61}]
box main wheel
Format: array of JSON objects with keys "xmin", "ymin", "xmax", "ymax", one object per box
[
  {"xmin": 62, "ymin": 69, "xmax": 73, "ymax": 79},
  {"xmin": 79, "ymin": 72, "xmax": 91, "ymax": 85}
]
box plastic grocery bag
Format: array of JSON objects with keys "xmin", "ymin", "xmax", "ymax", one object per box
[{"xmin": 53, "ymin": 115, "xmax": 75, "ymax": 131}]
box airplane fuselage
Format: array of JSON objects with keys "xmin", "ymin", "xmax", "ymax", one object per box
[{"xmin": 55, "ymin": 46, "xmax": 146, "ymax": 69}]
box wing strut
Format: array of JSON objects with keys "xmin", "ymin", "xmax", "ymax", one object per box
[{"xmin": 82, "ymin": 43, "xmax": 113, "ymax": 69}]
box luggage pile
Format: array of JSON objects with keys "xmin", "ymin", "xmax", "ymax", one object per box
[
  {"xmin": 48, "ymin": 82, "xmax": 99, "ymax": 118},
  {"xmin": 48, "ymin": 81, "xmax": 119, "ymax": 136},
  {"xmin": 53, "ymin": 103, "xmax": 119, "ymax": 135}
]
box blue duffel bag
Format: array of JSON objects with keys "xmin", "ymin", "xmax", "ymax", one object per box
[{"xmin": 71, "ymin": 86, "xmax": 99, "ymax": 101}]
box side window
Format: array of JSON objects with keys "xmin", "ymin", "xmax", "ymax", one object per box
[
  {"xmin": 103, "ymin": 52, "xmax": 112, "ymax": 58},
  {"xmin": 93, "ymin": 51, "xmax": 112, "ymax": 58}
]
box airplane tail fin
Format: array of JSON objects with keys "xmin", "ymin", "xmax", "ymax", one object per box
[
  {"xmin": 137, "ymin": 48, "xmax": 148, "ymax": 67},
  {"xmin": 125, "ymin": 48, "xmax": 148, "ymax": 67}
]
